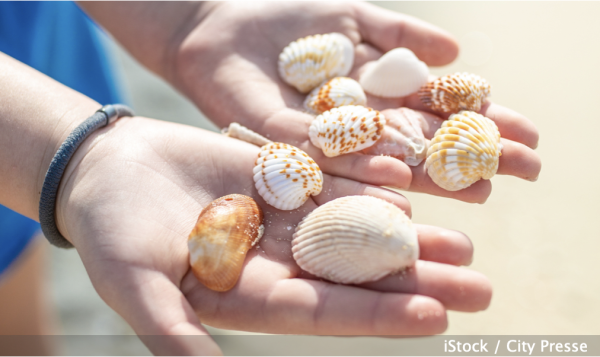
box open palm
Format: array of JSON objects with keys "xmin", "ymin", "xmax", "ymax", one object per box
[
  {"xmin": 173, "ymin": 2, "xmax": 541, "ymax": 204},
  {"xmin": 55, "ymin": 117, "xmax": 490, "ymax": 355}
]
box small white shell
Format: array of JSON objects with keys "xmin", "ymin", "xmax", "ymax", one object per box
[
  {"xmin": 304, "ymin": 77, "xmax": 367, "ymax": 114},
  {"xmin": 278, "ymin": 33, "xmax": 354, "ymax": 93},
  {"xmin": 222, "ymin": 122, "xmax": 272, "ymax": 147},
  {"xmin": 292, "ymin": 195, "xmax": 419, "ymax": 284},
  {"xmin": 362, "ymin": 108, "xmax": 428, "ymax": 166},
  {"xmin": 253, "ymin": 142, "xmax": 323, "ymax": 210},
  {"xmin": 308, "ymin": 105, "xmax": 386, "ymax": 157},
  {"xmin": 359, "ymin": 48, "xmax": 429, "ymax": 98},
  {"xmin": 419, "ymin": 72, "xmax": 491, "ymax": 113},
  {"xmin": 426, "ymin": 111, "xmax": 503, "ymax": 191}
]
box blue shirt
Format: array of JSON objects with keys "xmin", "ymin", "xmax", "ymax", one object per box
[{"xmin": 0, "ymin": 1, "xmax": 124, "ymax": 274}]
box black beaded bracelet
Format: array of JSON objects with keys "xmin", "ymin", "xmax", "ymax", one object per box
[{"xmin": 39, "ymin": 104, "xmax": 134, "ymax": 248}]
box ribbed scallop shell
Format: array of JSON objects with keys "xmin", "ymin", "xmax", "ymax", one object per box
[
  {"xmin": 278, "ymin": 33, "xmax": 354, "ymax": 93},
  {"xmin": 188, "ymin": 194, "xmax": 264, "ymax": 292},
  {"xmin": 222, "ymin": 122, "xmax": 272, "ymax": 147},
  {"xmin": 304, "ymin": 77, "xmax": 367, "ymax": 114},
  {"xmin": 362, "ymin": 108, "xmax": 428, "ymax": 166},
  {"xmin": 418, "ymin": 72, "xmax": 491, "ymax": 113},
  {"xmin": 426, "ymin": 111, "xmax": 503, "ymax": 191},
  {"xmin": 308, "ymin": 105, "xmax": 385, "ymax": 157},
  {"xmin": 253, "ymin": 143, "xmax": 323, "ymax": 210},
  {"xmin": 359, "ymin": 48, "xmax": 429, "ymax": 98},
  {"xmin": 292, "ymin": 196, "xmax": 418, "ymax": 284}
]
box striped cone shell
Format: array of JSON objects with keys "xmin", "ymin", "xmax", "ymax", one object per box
[
  {"xmin": 188, "ymin": 194, "xmax": 264, "ymax": 292},
  {"xmin": 426, "ymin": 111, "xmax": 503, "ymax": 191},
  {"xmin": 253, "ymin": 143, "xmax": 323, "ymax": 210},
  {"xmin": 418, "ymin": 72, "xmax": 491, "ymax": 113},
  {"xmin": 308, "ymin": 105, "xmax": 385, "ymax": 157},
  {"xmin": 304, "ymin": 77, "xmax": 366, "ymax": 115},
  {"xmin": 222, "ymin": 122, "xmax": 272, "ymax": 147},
  {"xmin": 278, "ymin": 33, "xmax": 354, "ymax": 93},
  {"xmin": 292, "ymin": 195, "xmax": 418, "ymax": 284}
]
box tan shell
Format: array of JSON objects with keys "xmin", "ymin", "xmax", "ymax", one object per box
[
  {"xmin": 292, "ymin": 195, "xmax": 419, "ymax": 284},
  {"xmin": 308, "ymin": 105, "xmax": 385, "ymax": 157},
  {"xmin": 253, "ymin": 143, "xmax": 323, "ymax": 210},
  {"xmin": 418, "ymin": 72, "xmax": 491, "ymax": 113},
  {"xmin": 222, "ymin": 122, "xmax": 272, "ymax": 147},
  {"xmin": 362, "ymin": 108, "xmax": 428, "ymax": 166},
  {"xmin": 188, "ymin": 194, "xmax": 264, "ymax": 292},
  {"xmin": 304, "ymin": 77, "xmax": 366, "ymax": 114},
  {"xmin": 426, "ymin": 111, "xmax": 503, "ymax": 191},
  {"xmin": 278, "ymin": 33, "xmax": 354, "ymax": 93}
]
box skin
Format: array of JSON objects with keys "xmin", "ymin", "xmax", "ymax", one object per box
[
  {"xmin": 79, "ymin": 2, "xmax": 541, "ymax": 204},
  {"xmin": 0, "ymin": 52, "xmax": 489, "ymax": 355}
]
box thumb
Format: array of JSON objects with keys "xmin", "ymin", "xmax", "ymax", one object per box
[
  {"xmin": 101, "ymin": 270, "xmax": 222, "ymax": 356},
  {"xmin": 352, "ymin": 2, "xmax": 459, "ymax": 66}
]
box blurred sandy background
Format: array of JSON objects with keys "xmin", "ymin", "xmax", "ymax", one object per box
[{"xmin": 45, "ymin": 1, "xmax": 599, "ymax": 354}]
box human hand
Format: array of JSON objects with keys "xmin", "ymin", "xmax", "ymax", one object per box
[
  {"xmin": 169, "ymin": 2, "xmax": 541, "ymax": 204},
  {"xmin": 56, "ymin": 118, "xmax": 491, "ymax": 354}
]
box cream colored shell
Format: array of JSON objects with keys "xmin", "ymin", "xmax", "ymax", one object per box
[
  {"xmin": 426, "ymin": 111, "xmax": 503, "ymax": 191},
  {"xmin": 362, "ymin": 108, "xmax": 428, "ymax": 166},
  {"xmin": 304, "ymin": 77, "xmax": 367, "ymax": 114},
  {"xmin": 359, "ymin": 48, "xmax": 429, "ymax": 98},
  {"xmin": 308, "ymin": 105, "xmax": 385, "ymax": 157},
  {"xmin": 292, "ymin": 195, "xmax": 419, "ymax": 284},
  {"xmin": 222, "ymin": 122, "xmax": 272, "ymax": 147},
  {"xmin": 278, "ymin": 33, "xmax": 354, "ymax": 93},
  {"xmin": 419, "ymin": 72, "xmax": 491, "ymax": 113},
  {"xmin": 253, "ymin": 142, "xmax": 323, "ymax": 210}
]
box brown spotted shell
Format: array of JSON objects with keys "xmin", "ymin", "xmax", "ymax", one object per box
[
  {"xmin": 188, "ymin": 194, "xmax": 264, "ymax": 292},
  {"xmin": 418, "ymin": 72, "xmax": 491, "ymax": 113},
  {"xmin": 304, "ymin": 77, "xmax": 366, "ymax": 114}
]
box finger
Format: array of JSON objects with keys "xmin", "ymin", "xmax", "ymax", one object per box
[
  {"xmin": 100, "ymin": 270, "xmax": 222, "ymax": 356},
  {"xmin": 312, "ymin": 149, "xmax": 414, "ymax": 190},
  {"xmin": 497, "ymin": 139, "xmax": 541, "ymax": 181},
  {"xmin": 481, "ymin": 102, "xmax": 539, "ymax": 149},
  {"xmin": 192, "ymin": 274, "xmax": 447, "ymax": 335},
  {"xmin": 360, "ymin": 260, "xmax": 492, "ymax": 312},
  {"xmin": 352, "ymin": 2, "xmax": 459, "ymax": 66},
  {"xmin": 416, "ymin": 224, "xmax": 473, "ymax": 266},
  {"xmin": 405, "ymin": 164, "xmax": 493, "ymax": 204},
  {"xmin": 315, "ymin": 175, "xmax": 412, "ymax": 217}
]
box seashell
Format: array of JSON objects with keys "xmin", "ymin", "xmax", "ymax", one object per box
[
  {"xmin": 359, "ymin": 48, "xmax": 429, "ymax": 98},
  {"xmin": 304, "ymin": 77, "xmax": 367, "ymax": 114},
  {"xmin": 426, "ymin": 110, "xmax": 502, "ymax": 191},
  {"xmin": 292, "ymin": 195, "xmax": 418, "ymax": 284},
  {"xmin": 222, "ymin": 122, "xmax": 272, "ymax": 147},
  {"xmin": 278, "ymin": 33, "xmax": 354, "ymax": 93},
  {"xmin": 188, "ymin": 194, "xmax": 264, "ymax": 292},
  {"xmin": 253, "ymin": 142, "xmax": 323, "ymax": 210},
  {"xmin": 418, "ymin": 72, "xmax": 491, "ymax": 113},
  {"xmin": 362, "ymin": 108, "xmax": 428, "ymax": 166},
  {"xmin": 308, "ymin": 105, "xmax": 385, "ymax": 157}
]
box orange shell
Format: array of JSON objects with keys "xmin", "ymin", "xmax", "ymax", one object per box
[
  {"xmin": 418, "ymin": 72, "xmax": 491, "ymax": 113},
  {"xmin": 188, "ymin": 194, "xmax": 264, "ymax": 292}
]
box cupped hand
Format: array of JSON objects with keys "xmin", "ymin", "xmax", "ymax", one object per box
[
  {"xmin": 55, "ymin": 117, "xmax": 491, "ymax": 355},
  {"xmin": 171, "ymin": 2, "xmax": 541, "ymax": 204}
]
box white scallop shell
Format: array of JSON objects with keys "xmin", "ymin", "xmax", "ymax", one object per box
[
  {"xmin": 359, "ymin": 48, "xmax": 429, "ymax": 98},
  {"xmin": 304, "ymin": 77, "xmax": 367, "ymax": 115},
  {"xmin": 222, "ymin": 122, "xmax": 272, "ymax": 147},
  {"xmin": 362, "ymin": 108, "xmax": 428, "ymax": 166},
  {"xmin": 253, "ymin": 143, "xmax": 323, "ymax": 210},
  {"xmin": 292, "ymin": 195, "xmax": 418, "ymax": 284},
  {"xmin": 426, "ymin": 111, "xmax": 503, "ymax": 191},
  {"xmin": 278, "ymin": 33, "xmax": 354, "ymax": 93},
  {"xmin": 308, "ymin": 105, "xmax": 385, "ymax": 157}
]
